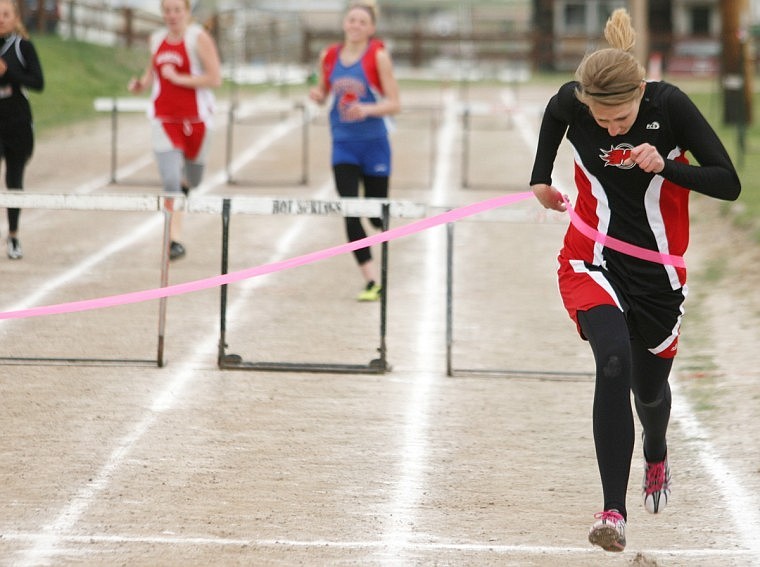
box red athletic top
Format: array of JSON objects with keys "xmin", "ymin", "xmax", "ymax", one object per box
[{"xmin": 149, "ymin": 23, "xmax": 214, "ymax": 124}]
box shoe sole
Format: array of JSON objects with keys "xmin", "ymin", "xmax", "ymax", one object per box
[
  {"xmin": 588, "ymin": 526, "xmax": 625, "ymax": 552},
  {"xmin": 644, "ymin": 490, "xmax": 669, "ymax": 513}
]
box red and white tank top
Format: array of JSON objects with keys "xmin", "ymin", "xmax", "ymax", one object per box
[{"xmin": 149, "ymin": 22, "xmax": 215, "ymax": 124}]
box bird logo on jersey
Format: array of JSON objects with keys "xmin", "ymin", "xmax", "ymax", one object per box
[{"xmin": 600, "ymin": 143, "xmax": 635, "ymax": 169}]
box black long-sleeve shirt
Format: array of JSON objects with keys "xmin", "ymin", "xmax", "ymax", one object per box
[
  {"xmin": 529, "ymin": 80, "xmax": 741, "ymax": 292},
  {"xmin": 0, "ymin": 34, "xmax": 44, "ymax": 125}
]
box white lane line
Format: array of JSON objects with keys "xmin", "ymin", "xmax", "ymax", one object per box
[
  {"xmin": 670, "ymin": 377, "xmax": 760, "ymax": 555},
  {"xmin": 5, "ymin": 531, "xmax": 760, "ymax": 560},
  {"xmin": 508, "ymin": 89, "xmax": 760, "ymax": 555},
  {"xmin": 378, "ymin": 89, "xmax": 458, "ymax": 559},
  {"xmin": 14, "ymin": 116, "xmax": 318, "ymax": 567}
]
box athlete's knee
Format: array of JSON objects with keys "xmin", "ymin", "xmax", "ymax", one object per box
[
  {"xmin": 601, "ymin": 354, "xmax": 626, "ymax": 379},
  {"xmin": 635, "ymin": 381, "xmax": 672, "ymax": 408}
]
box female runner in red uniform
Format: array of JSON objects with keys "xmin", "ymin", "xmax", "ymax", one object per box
[
  {"xmin": 530, "ymin": 9, "xmax": 740, "ymax": 552},
  {"xmin": 128, "ymin": 0, "xmax": 221, "ymax": 260}
]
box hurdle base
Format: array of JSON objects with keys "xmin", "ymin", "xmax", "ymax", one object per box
[
  {"xmin": 0, "ymin": 356, "xmax": 160, "ymax": 368},
  {"xmin": 448, "ymin": 367, "xmax": 592, "ymax": 381},
  {"xmin": 219, "ymin": 353, "xmax": 391, "ymax": 374}
]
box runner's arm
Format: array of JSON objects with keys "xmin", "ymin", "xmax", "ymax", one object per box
[
  {"xmin": 660, "ymin": 88, "xmax": 741, "ymax": 201},
  {"xmin": 161, "ymin": 30, "xmax": 222, "ymax": 90},
  {"xmin": 4, "ymin": 41, "xmax": 44, "ymax": 91}
]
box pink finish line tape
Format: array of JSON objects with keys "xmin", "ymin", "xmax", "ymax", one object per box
[
  {"xmin": 0, "ymin": 193, "xmax": 533, "ymax": 320},
  {"xmin": 561, "ymin": 194, "xmax": 686, "ymax": 269},
  {"xmin": 0, "ymin": 192, "xmax": 685, "ymax": 321}
]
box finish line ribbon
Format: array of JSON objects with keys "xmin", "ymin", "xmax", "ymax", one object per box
[
  {"xmin": 0, "ymin": 191, "xmax": 686, "ymax": 321},
  {"xmin": 0, "ymin": 192, "xmax": 534, "ymax": 320},
  {"xmin": 561, "ymin": 194, "xmax": 686, "ymax": 269}
]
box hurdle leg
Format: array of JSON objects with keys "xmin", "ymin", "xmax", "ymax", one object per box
[
  {"xmin": 217, "ymin": 199, "xmax": 242, "ymax": 366},
  {"xmin": 110, "ymin": 99, "xmax": 118, "ymax": 184},
  {"xmin": 461, "ymin": 108, "xmax": 471, "ymax": 188},
  {"xmin": 225, "ymin": 100, "xmax": 237, "ymax": 184},
  {"xmin": 300, "ymin": 103, "xmax": 309, "ymax": 185},
  {"xmin": 156, "ymin": 197, "xmax": 172, "ymax": 367},
  {"xmin": 371, "ymin": 203, "xmax": 391, "ymax": 372},
  {"xmin": 446, "ymin": 222, "xmax": 454, "ymax": 376}
]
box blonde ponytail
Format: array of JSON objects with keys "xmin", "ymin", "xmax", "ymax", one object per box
[
  {"xmin": 575, "ymin": 8, "xmax": 645, "ymax": 106},
  {"xmin": 604, "ymin": 8, "xmax": 636, "ymax": 52}
]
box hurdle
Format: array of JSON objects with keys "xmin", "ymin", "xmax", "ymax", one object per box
[
  {"xmin": 0, "ymin": 191, "xmax": 179, "ymax": 367},
  {"xmin": 93, "ymin": 96, "xmax": 310, "ymax": 188},
  {"xmin": 224, "ymin": 99, "xmax": 310, "ymax": 187},
  {"xmin": 443, "ymin": 207, "xmax": 593, "ymax": 380},
  {"xmin": 181, "ymin": 195, "xmax": 428, "ymax": 374},
  {"xmin": 460, "ymin": 101, "xmax": 515, "ymax": 190}
]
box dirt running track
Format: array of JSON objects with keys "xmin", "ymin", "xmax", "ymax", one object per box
[{"xmin": 0, "ymin": 81, "xmax": 758, "ymax": 566}]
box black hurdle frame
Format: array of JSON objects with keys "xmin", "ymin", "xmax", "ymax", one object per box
[
  {"xmin": 217, "ymin": 199, "xmax": 392, "ymax": 374},
  {"xmin": 445, "ymin": 222, "xmax": 591, "ymax": 380}
]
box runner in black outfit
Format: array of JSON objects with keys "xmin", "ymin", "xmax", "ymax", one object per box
[
  {"xmin": 529, "ymin": 9, "xmax": 740, "ymax": 552},
  {"xmin": 0, "ymin": 0, "xmax": 44, "ymax": 259}
]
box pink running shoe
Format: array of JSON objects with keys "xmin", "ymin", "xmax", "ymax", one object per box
[
  {"xmin": 588, "ymin": 509, "xmax": 626, "ymax": 552},
  {"xmin": 643, "ymin": 455, "xmax": 671, "ymax": 513}
]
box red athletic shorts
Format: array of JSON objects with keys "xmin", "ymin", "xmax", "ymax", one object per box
[
  {"xmin": 557, "ymin": 255, "xmax": 686, "ymax": 359},
  {"xmin": 160, "ymin": 120, "xmax": 207, "ymax": 161}
]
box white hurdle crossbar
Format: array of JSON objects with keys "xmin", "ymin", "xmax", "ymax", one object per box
[{"xmin": 0, "ymin": 191, "xmax": 427, "ymax": 372}]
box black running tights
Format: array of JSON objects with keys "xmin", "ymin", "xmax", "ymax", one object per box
[
  {"xmin": 333, "ymin": 164, "xmax": 388, "ymax": 265},
  {"xmin": 577, "ymin": 304, "xmax": 673, "ymax": 519},
  {"xmin": 0, "ymin": 122, "xmax": 34, "ymax": 234}
]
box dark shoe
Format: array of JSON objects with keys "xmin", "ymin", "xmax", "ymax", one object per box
[{"xmin": 169, "ymin": 241, "xmax": 186, "ymax": 260}]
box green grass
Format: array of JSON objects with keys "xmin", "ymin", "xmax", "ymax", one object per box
[
  {"xmin": 686, "ymin": 87, "xmax": 760, "ymax": 240},
  {"xmin": 27, "ymin": 34, "xmax": 149, "ymax": 131}
]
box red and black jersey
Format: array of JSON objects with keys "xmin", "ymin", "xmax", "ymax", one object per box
[{"xmin": 530, "ymin": 80, "xmax": 740, "ymax": 293}]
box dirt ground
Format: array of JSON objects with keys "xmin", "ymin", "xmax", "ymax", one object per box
[{"xmin": 0, "ymin": 81, "xmax": 758, "ymax": 567}]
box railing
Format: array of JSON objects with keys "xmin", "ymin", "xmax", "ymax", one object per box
[
  {"xmin": 58, "ymin": 0, "xmax": 163, "ymax": 47},
  {"xmin": 301, "ymin": 28, "xmax": 535, "ymax": 69}
]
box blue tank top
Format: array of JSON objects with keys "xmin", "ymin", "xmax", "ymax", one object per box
[{"xmin": 328, "ymin": 47, "xmax": 388, "ymax": 142}]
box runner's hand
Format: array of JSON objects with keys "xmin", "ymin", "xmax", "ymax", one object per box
[
  {"xmin": 626, "ymin": 143, "xmax": 665, "ymax": 173},
  {"xmin": 531, "ymin": 184, "xmax": 566, "ymax": 212}
]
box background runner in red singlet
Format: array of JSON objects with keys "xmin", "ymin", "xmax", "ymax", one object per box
[{"xmin": 128, "ymin": 0, "xmax": 221, "ymax": 260}]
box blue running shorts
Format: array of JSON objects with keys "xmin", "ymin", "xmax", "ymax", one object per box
[{"xmin": 332, "ymin": 137, "xmax": 391, "ymax": 176}]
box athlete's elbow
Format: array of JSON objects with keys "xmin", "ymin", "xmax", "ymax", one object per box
[{"xmin": 726, "ymin": 183, "xmax": 741, "ymax": 202}]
